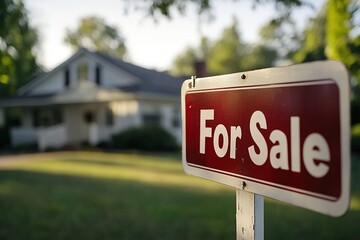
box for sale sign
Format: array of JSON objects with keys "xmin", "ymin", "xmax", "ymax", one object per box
[{"xmin": 181, "ymin": 61, "xmax": 350, "ymax": 216}]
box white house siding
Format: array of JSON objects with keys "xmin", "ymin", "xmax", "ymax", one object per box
[
  {"xmin": 89, "ymin": 123, "xmax": 112, "ymax": 145},
  {"xmin": 6, "ymin": 49, "xmax": 183, "ymax": 149},
  {"xmin": 30, "ymin": 70, "xmax": 65, "ymax": 95},
  {"xmin": 88, "ymin": 60, "xmax": 96, "ymax": 83},
  {"xmin": 101, "ymin": 65, "xmax": 136, "ymax": 88},
  {"xmin": 68, "ymin": 54, "xmax": 136, "ymax": 88},
  {"xmin": 63, "ymin": 103, "xmax": 114, "ymax": 145},
  {"xmin": 64, "ymin": 104, "xmax": 89, "ymax": 144},
  {"xmin": 25, "ymin": 54, "xmax": 138, "ymax": 98},
  {"xmin": 110, "ymin": 100, "xmax": 140, "ymax": 134},
  {"xmin": 160, "ymin": 104, "xmax": 181, "ymax": 143},
  {"xmin": 69, "ymin": 62, "xmax": 77, "ymax": 88},
  {"xmin": 160, "ymin": 104, "xmax": 175, "ymax": 132},
  {"xmin": 89, "ymin": 103, "xmax": 112, "ymax": 144}
]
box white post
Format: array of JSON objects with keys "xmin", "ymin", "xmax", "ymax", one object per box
[
  {"xmin": 89, "ymin": 123, "xmax": 98, "ymax": 146},
  {"xmin": 236, "ymin": 189, "xmax": 264, "ymax": 240}
]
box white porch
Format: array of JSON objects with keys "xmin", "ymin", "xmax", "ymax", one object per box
[
  {"xmin": 11, "ymin": 124, "xmax": 67, "ymax": 151},
  {"xmin": 10, "ymin": 122, "xmax": 115, "ymax": 151}
]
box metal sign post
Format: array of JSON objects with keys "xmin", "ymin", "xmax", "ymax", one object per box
[{"xmin": 236, "ymin": 189, "xmax": 264, "ymax": 240}]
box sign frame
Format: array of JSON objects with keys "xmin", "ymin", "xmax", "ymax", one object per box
[{"xmin": 181, "ymin": 60, "xmax": 350, "ymax": 217}]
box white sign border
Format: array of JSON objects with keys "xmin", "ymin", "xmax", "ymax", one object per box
[{"xmin": 181, "ymin": 60, "xmax": 351, "ymax": 217}]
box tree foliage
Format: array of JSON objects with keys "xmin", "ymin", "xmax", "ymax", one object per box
[
  {"xmin": 64, "ymin": 16, "xmax": 127, "ymax": 59},
  {"xmin": 0, "ymin": 0, "xmax": 40, "ymax": 97},
  {"xmin": 171, "ymin": 18, "xmax": 278, "ymax": 76},
  {"xmin": 170, "ymin": 37, "xmax": 210, "ymax": 76},
  {"xmin": 325, "ymin": 0, "xmax": 352, "ymax": 61},
  {"xmin": 207, "ymin": 19, "xmax": 245, "ymax": 75},
  {"xmin": 326, "ymin": 0, "xmax": 360, "ymax": 82},
  {"xmin": 169, "ymin": 0, "xmax": 360, "ymax": 127},
  {"xmin": 259, "ymin": 12, "xmax": 301, "ymax": 62},
  {"xmin": 126, "ymin": 0, "xmax": 306, "ymax": 19},
  {"xmin": 170, "ymin": 46, "xmax": 197, "ymax": 76},
  {"xmin": 242, "ymin": 44, "xmax": 278, "ymax": 71},
  {"xmin": 293, "ymin": 8, "xmax": 327, "ymax": 63}
]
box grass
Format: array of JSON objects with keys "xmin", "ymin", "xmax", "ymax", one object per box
[{"xmin": 0, "ymin": 151, "xmax": 359, "ymax": 239}]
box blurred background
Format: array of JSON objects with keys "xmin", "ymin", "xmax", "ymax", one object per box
[{"xmin": 0, "ymin": 0, "xmax": 359, "ymax": 239}]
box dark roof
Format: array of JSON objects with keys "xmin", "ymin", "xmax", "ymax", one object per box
[
  {"xmin": 15, "ymin": 48, "xmax": 186, "ymax": 98},
  {"xmin": 93, "ymin": 51, "xmax": 185, "ymax": 96},
  {"xmin": 0, "ymin": 92, "xmax": 56, "ymax": 107},
  {"xmin": 0, "ymin": 50, "xmax": 186, "ymax": 107},
  {"xmin": 1, "ymin": 49, "xmax": 187, "ymax": 107}
]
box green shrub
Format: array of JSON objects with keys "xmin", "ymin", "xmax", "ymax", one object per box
[
  {"xmin": 112, "ymin": 125, "xmax": 179, "ymax": 151},
  {"xmin": 352, "ymin": 135, "xmax": 360, "ymax": 153},
  {"xmin": 352, "ymin": 124, "xmax": 360, "ymax": 153}
]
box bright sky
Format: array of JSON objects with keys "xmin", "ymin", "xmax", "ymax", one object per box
[{"xmin": 24, "ymin": 0, "xmax": 326, "ymax": 71}]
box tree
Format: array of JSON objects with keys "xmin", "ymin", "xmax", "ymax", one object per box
[
  {"xmin": 207, "ymin": 18, "xmax": 278, "ymax": 74},
  {"xmin": 171, "ymin": 18, "xmax": 278, "ymax": 76},
  {"xmin": 326, "ymin": 0, "xmax": 360, "ymax": 82},
  {"xmin": 259, "ymin": 12, "xmax": 301, "ymax": 63},
  {"xmin": 325, "ymin": 0, "xmax": 352, "ymax": 61},
  {"xmin": 293, "ymin": 7, "xmax": 327, "ymax": 63},
  {"xmin": 324, "ymin": 0, "xmax": 360, "ymax": 127},
  {"xmin": 207, "ymin": 18, "xmax": 246, "ymax": 75},
  {"xmin": 126, "ymin": 0, "xmax": 305, "ymax": 19},
  {"xmin": 170, "ymin": 46, "xmax": 197, "ymax": 76},
  {"xmin": 64, "ymin": 16, "xmax": 127, "ymax": 59},
  {"xmin": 170, "ymin": 37, "xmax": 210, "ymax": 76},
  {"xmin": 242, "ymin": 44, "xmax": 278, "ymax": 70},
  {"xmin": 0, "ymin": 0, "xmax": 41, "ymax": 97}
]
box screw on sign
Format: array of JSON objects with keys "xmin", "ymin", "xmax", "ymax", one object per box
[{"xmin": 181, "ymin": 61, "xmax": 351, "ymax": 239}]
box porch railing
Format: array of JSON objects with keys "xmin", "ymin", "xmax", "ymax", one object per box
[
  {"xmin": 10, "ymin": 127, "xmax": 38, "ymax": 146},
  {"xmin": 38, "ymin": 124, "xmax": 67, "ymax": 151}
]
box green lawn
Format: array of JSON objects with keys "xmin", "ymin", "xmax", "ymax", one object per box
[{"xmin": 0, "ymin": 151, "xmax": 359, "ymax": 239}]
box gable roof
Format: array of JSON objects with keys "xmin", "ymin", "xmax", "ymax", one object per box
[
  {"xmin": 94, "ymin": 51, "xmax": 185, "ymax": 96},
  {"xmin": 18, "ymin": 48, "xmax": 185, "ymax": 98},
  {"xmin": 0, "ymin": 48, "xmax": 186, "ymax": 107}
]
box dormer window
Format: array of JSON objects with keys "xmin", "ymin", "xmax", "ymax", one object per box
[
  {"xmin": 64, "ymin": 68, "xmax": 70, "ymax": 87},
  {"xmin": 95, "ymin": 64, "xmax": 101, "ymax": 85},
  {"xmin": 77, "ymin": 63, "xmax": 88, "ymax": 81}
]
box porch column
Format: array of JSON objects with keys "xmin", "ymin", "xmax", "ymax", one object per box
[{"xmin": 89, "ymin": 122, "xmax": 99, "ymax": 146}]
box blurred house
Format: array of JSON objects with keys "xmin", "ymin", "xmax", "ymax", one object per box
[{"xmin": 0, "ymin": 48, "xmax": 184, "ymax": 150}]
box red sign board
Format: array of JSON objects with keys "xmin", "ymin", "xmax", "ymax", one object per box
[{"xmin": 181, "ymin": 61, "xmax": 350, "ymax": 217}]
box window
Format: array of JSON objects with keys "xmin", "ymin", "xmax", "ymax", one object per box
[
  {"xmin": 172, "ymin": 117, "xmax": 180, "ymax": 128},
  {"xmin": 7, "ymin": 109, "xmax": 22, "ymax": 127},
  {"xmin": 142, "ymin": 105, "xmax": 162, "ymax": 126},
  {"xmin": 172, "ymin": 106, "xmax": 181, "ymax": 128},
  {"xmin": 64, "ymin": 68, "xmax": 70, "ymax": 87},
  {"xmin": 33, "ymin": 109, "xmax": 40, "ymax": 127},
  {"xmin": 77, "ymin": 63, "xmax": 88, "ymax": 81},
  {"xmin": 95, "ymin": 64, "xmax": 101, "ymax": 85},
  {"xmin": 142, "ymin": 113, "xmax": 161, "ymax": 126},
  {"xmin": 32, "ymin": 108, "xmax": 63, "ymax": 127}
]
